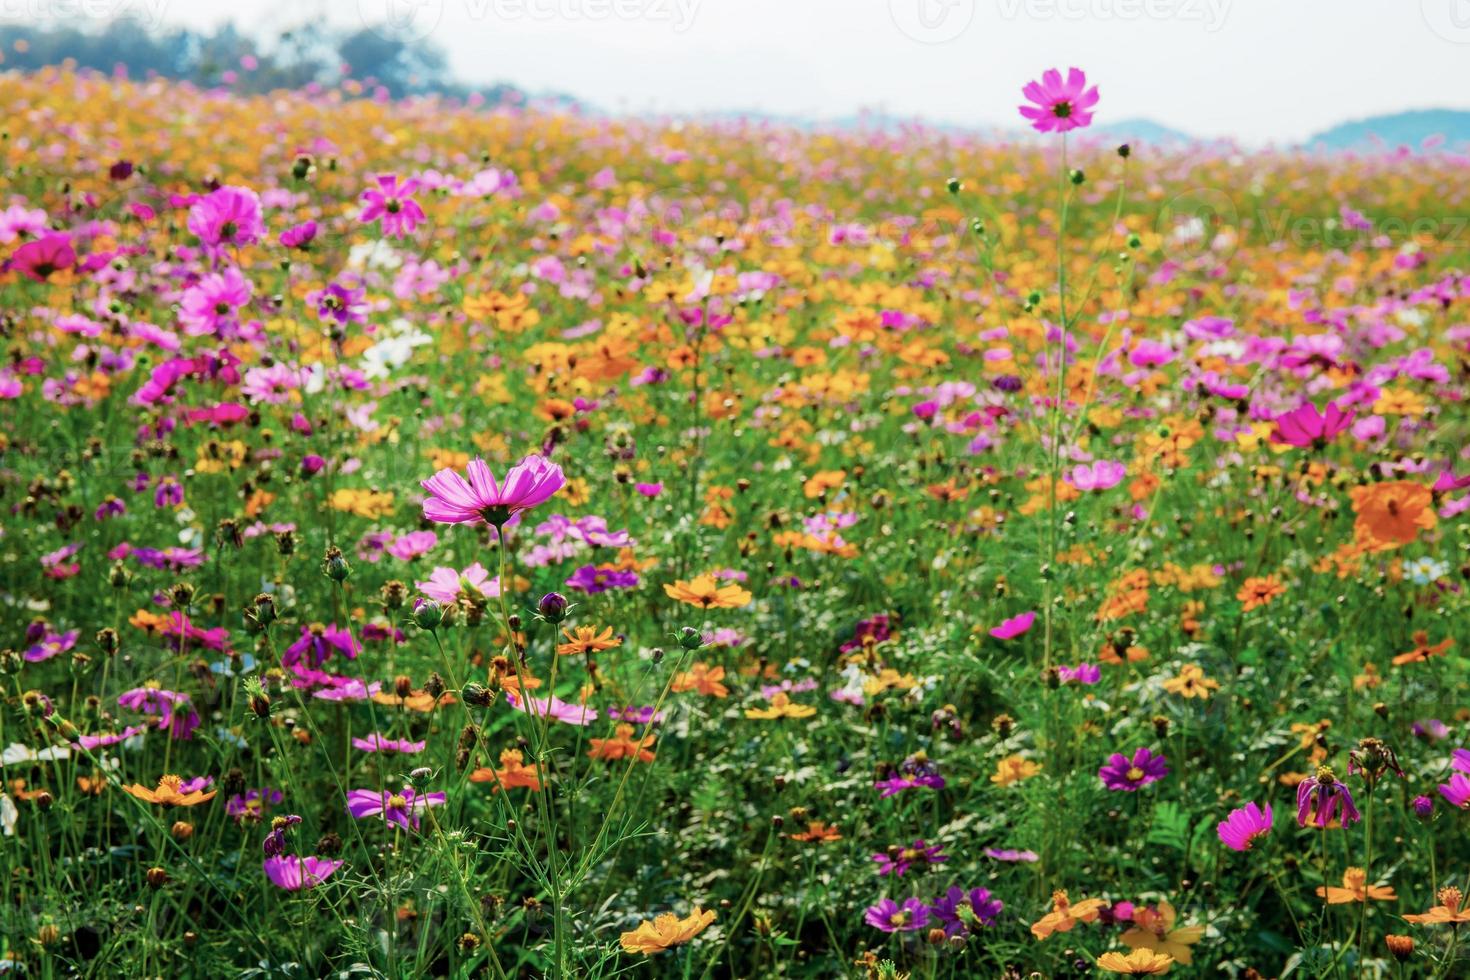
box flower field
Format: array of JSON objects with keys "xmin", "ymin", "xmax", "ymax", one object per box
[{"xmin": 2, "ymin": 64, "xmax": 1470, "ymax": 977}]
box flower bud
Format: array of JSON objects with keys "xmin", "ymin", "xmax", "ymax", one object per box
[
  {"xmin": 146, "ymin": 867, "xmax": 169, "ymax": 888},
  {"xmin": 462, "ymin": 683, "xmax": 494, "ymax": 708},
  {"xmin": 412, "ymin": 598, "xmax": 444, "ymax": 631},
  {"xmin": 677, "ymin": 626, "xmax": 704, "ymax": 650},
  {"xmin": 322, "ymin": 547, "xmax": 351, "ymax": 582},
  {"xmin": 537, "ymin": 592, "xmax": 569, "ymax": 624}
]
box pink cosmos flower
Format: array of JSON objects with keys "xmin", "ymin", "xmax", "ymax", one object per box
[
  {"xmin": 1018, "ymin": 67, "xmax": 1099, "ymax": 134},
  {"xmin": 1271, "ymin": 401, "xmax": 1354, "ymax": 448},
  {"xmin": 506, "ymin": 691, "xmax": 598, "ymax": 726},
  {"xmin": 11, "ymin": 232, "xmax": 76, "ymax": 282},
  {"xmin": 359, "ymin": 174, "xmax": 425, "ymax": 238},
  {"xmin": 1440, "ymin": 774, "xmax": 1470, "ymax": 809},
  {"xmin": 989, "ymin": 611, "xmax": 1036, "ymax": 640},
  {"xmin": 420, "ymin": 455, "xmax": 565, "ymax": 527},
  {"xmin": 1217, "ymin": 802, "xmax": 1273, "ymax": 851},
  {"xmin": 346, "ymin": 786, "xmax": 446, "ymax": 831},
  {"xmin": 351, "ymin": 734, "xmax": 427, "ymax": 754},
  {"xmin": 1098, "ymin": 747, "xmax": 1168, "ymax": 791},
  {"xmin": 387, "ymin": 530, "xmax": 438, "ymax": 560},
  {"xmin": 1066, "ymin": 460, "xmax": 1126, "ymax": 492},
  {"xmin": 416, "ymin": 562, "xmax": 500, "ymax": 604},
  {"xmin": 263, "ymin": 855, "xmax": 342, "ymax": 890},
  {"xmin": 187, "ymin": 185, "xmax": 264, "ymax": 251},
  {"xmin": 179, "ymin": 267, "xmax": 253, "ymax": 337},
  {"xmin": 72, "ymin": 725, "xmax": 146, "ymax": 751}
]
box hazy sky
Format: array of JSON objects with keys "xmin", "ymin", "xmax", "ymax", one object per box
[{"xmin": 50, "ymin": 0, "xmax": 1470, "ymax": 144}]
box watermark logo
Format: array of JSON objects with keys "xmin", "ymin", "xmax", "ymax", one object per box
[
  {"xmin": 1156, "ymin": 187, "xmax": 1239, "ymax": 264},
  {"xmin": 0, "ymin": 0, "xmax": 170, "ymax": 28},
  {"xmin": 1422, "ymin": 0, "xmax": 1470, "ymax": 43},
  {"xmin": 889, "ymin": 0, "xmax": 976, "ymax": 44},
  {"xmin": 358, "ymin": 0, "xmax": 446, "ymax": 42},
  {"xmin": 995, "ymin": 0, "xmax": 1230, "ymax": 31}
]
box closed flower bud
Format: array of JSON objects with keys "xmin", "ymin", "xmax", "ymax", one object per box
[
  {"xmin": 95, "ymin": 628, "xmax": 119, "ymax": 655},
  {"xmin": 537, "ymin": 592, "xmax": 569, "ymax": 624},
  {"xmin": 249, "ymin": 691, "xmax": 271, "ymax": 719},
  {"xmin": 322, "ymin": 546, "xmax": 351, "ymax": 582},
  {"xmin": 394, "ymin": 674, "xmax": 413, "ymax": 698},
  {"xmin": 315, "ymin": 832, "xmax": 342, "ymax": 856},
  {"xmin": 381, "ymin": 580, "xmax": 407, "ymax": 610},
  {"xmin": 412, "ymin": 598, "xmax": 444, "ymax": 631},
  {"xmin": 172, "ymin": 820, "xmax": 194, "ymax": 840},
  {"xmin": 425, "ymin": 672, "xmax": 446, "ymax": 700},
  {"xmin": 945, "ymin": 177, "xmax": 961, "ymax": 195},
  {"xmin": 1385, "ymin": 934, "xmax": 1414, "ymax": 961},
  {"xmin": 677, "ymin": 626, "xmax": 704, "ymax": 650},
  {"xmin": 146, "ymin": 867, "xmax": 169, "ymax": 888},
  {"xmin": 461, "ymin": 683, "xmax": 494, "ymax": 708},
  {"xmin": 109, "ymin": 561, "xmax": 131, "ymax": 588}
]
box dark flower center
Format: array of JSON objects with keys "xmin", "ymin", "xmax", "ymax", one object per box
[{"xmin": 1052, "ymin": 101, "xmax": 1073, "ymax": 119}]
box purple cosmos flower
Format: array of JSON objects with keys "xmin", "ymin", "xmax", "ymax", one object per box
[
  {"xmin": 864, "ymin": 897, "xmax": 931, "ymax": 933},
  {"xmin": 11, "ymin": 232, "xmax": 75, "ymax": 281},
  {"xmin": 263, "ymin": 855, "xmax": 342, "ymax": 891},
  {"xmin": 346, "ymin": 787, "xmax": 446, "ymax": 831},
  {"xmin": 71, "ymin": 725, "xmax": 146, "ymax": 751},
  {"xmin": 25, "ymin": 629, "xmax": 78, "ymax": 662},
  {"xmin": 311, "ymin": 281, "xmax": 368, "ymax": 326},
  {"xmin": 1058, "ymin": 663, "xmax": 1101, "ymax": 684},
  {"xmin": 1217, "ymin": 802, "xmax": 1273, "ymax": 852},
  {"xmin": 262, "ymin": 814, "xmax": 302, "ymax": 857},
  {"xmin": 874, "ymin": 754, "xmax": 946, "ymax": 798},
  {"xmin": 606, "ymin": 705, "xmax": 665, "ymax": 725},
  {"xmin": 1412, "ymin": 795, "xmax": 1435, "ymax": 820},
  {"xmin": 565, "ymin": 564, "xmax": 640, "ymax": 594},
  {"xmin": 1098, "ymin": 748, "xmax": 1168, "ymax": 791},
  {"xmin": 279, "ymin": 220, "xmax": 318, "ymax": 249},
  {"xmin": 872, "ymin": 840, "xmax": 948, "ymax": 877},
  {"xmin": 117, "ymin": 685, "xmax": 199, "ymax": 739},
  {"xmin": 351, "ymin": 734, "xmax": 427, "ymax": 754},
  {"xmin": 928, "ymin": 887, "xmax": 1003, "ymax": 936},
  {"xmin": 227, "ymin": 788, "xmax": 284, "ymax": 822},
  {"xmin": 1295, "ymin": 767, "xmax": 1361, "ymax": 828},
  {"xmin": 281, "ymin": 623, "xmax": 359, "ymax": 669},
  {"xmin": 359, "ymin": 174, "xmax": 425, "ymax": 238}
]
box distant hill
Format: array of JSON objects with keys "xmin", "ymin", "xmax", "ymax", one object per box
[
  {"xmin": 1307, "ymin": 110, "xmax": 1470, "ymax": 152},
  {"xmin": 1090, "ymin": 118, "xmax": 1196, "ymax": 145}
]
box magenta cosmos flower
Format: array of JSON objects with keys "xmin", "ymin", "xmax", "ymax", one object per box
[
  {"xmin": 351, "ymin": 734, "xmax": 426, "ymax": 754},
  {"xmin": 1019, "ymin": 67, "xmax": 1099, "ymax": 134},
  {"xmin": 416, "ymin": 562, "xmax": 500, "ymax": 604},
  {"xmin": 346, "ymin": 787, "xmax": 447, "ymax": 831},
  {"xmin": 989, "ymin": 611, "xmax": 1036, "ymax": 640},
  {"xmin": 263, "ymin": 855, "xmax": 342, "ymax": 890},
  {"xmin": 1295, "ymin": 767, "xmax": 1361, "ymax": 828},
  {"xmin": 1098, "ymin": 748, "xmax": 1168, "ymax": 791},
  {"xmin": 1271, "ymin": 401, "xmax": 1354, "ymax": 448},
  {"xmin": 864, "ymin": 897, "xmax": 930, "ymax": 933},
  {"xmin": 1217, "ymin": 802, "xmax": 1273, "ymax": 851},
  {"xmin": 420, "ymin": 455, "xmax": 565, "ymax": 527},
  {"xmin": 281, "ymin": 623, "xmax": 359, "ymax": 669},
  {"xmin": 187, "ymin": 185, "xmax": 264, "ymax": 251},
  {"xmin": 1439, "ymin": 773, "xmax": 1470, "ymax": 809},
  {"xmin": 359, "ymin": 174, "xmax": 425, "ymax": 238},
  {"xmin": 11, "ymin": 232, "xmax": 76, "ymax": 282}
]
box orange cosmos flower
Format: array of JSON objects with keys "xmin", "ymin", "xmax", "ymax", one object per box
[
  {"xmin": 123, "ymin": 774, "xmax": 216, "ymax": 807},
  {"xmin": 1392, "ymin": 631, "xmax": 1455, "ymax": 666},
  {"xmin": 1096, "ymin": 948, "xmax": 1174, "ymax": 974},
  {"xmin": 1317, "ymin": 867, "xmax": 1396, "ymax": 904},
  {"xmin": 787, "ymin": 820, "xmax": 842, "ymax": 843},
  {"xmin": 1121, "ymin": 902, "xmax": 1204, "ymax": 963},
  {"xmin": 744, "ymin": 691, "xmax": 816, "ymax": 719},
  {"xmin": 469, "ymin": 749, "xmax": 541, "ymax": 792},
  {"xmin": 1349, "ymin": 481, "xmax": 1436, "ymax": 547},
  {"xmin": 991, "ymin": 755, "xmax": 1042, "ymax": 786},
  {"xmin": 1236, "ymin": 575, "xmax": 1285, "ymax": 611},
  {"xmin": 371, "ymin": 688, "xmax": 455, "ymax": 711},
  {"xmin": 619, "ymin": 907, "xmax": 716, "ymax": 955},
  {"xmin": 587, "ymin": 724, "xmax": 656, "ymax": 763},
  {"xmin": 1031, "ymin": 889, "xmax": 1105, "ymax": 940},
  {"xmin": 1403, "ymin": 886, "xmax": 1470, "ymax": 924},
  {"xmin": 556, "ymin": 625, "xmax": 622, "ymax": 657},
  {"xmin": 1161, "ymin": 664, "xmax": 1220, "ymax": 699},
  {"xmin": 664, "ymin": 574, "xmax": 752, "ymax": 609},
  {"xmin": 671, "ymin": 662, "xmax": 729, "ymax": 698}
]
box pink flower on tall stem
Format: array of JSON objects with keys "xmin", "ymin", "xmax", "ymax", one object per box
[
  {"xmin": 1066, "ymin": 460, "xmax": 1126, "ymax": 491},
  {"xmin": 359, "ymin": 174, "xmax": 425, "ymax": 238},
  {"xmin": 1019, "ymin": 68, "xmax": 1099, "ymax": 134},
  {"xmin": 346, "ymin": 787, "xmax": 446, "ymax": 831},
  {"xmin": 1271, "ymin": 401, "xmax": 1354, "ymax": 448},
  {"xmin": 1098, "ymin": 748, "xmax": 1168, "ymax": 791},
  {"xmin": 1217, "ymin": 802, "xmax": 1273, "ymax": 851},
  {"xmin": 263, "ymin": 855, "xmax": 342, "ymax": 890},
  {"xmin": 420, "ymin": 455, "xmax": 565, "ymax": 528},
  {"xmin": 187, "ymin": 185, "xmax": 264, "ymax": 252}
]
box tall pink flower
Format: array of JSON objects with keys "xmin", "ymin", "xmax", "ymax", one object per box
[
  {"xmin": 1217, "ymin": 802, "xmax": 1273, "ymax": 852},
  {"xmin": 263, "ymin": 855, "xmax": 342, "ymax": 890},
  {"xmin": 359, "ymin": 174, "xmax": 425, "ymax": 238},
  {"xmin": 989, "ymin": 611, "xmax": 1036, "ymax": 640},
  {"xmin": 1271, "ymin": 401, "xmax": 1354, "ymax": 448},
  {"xmin": 1019, "ymin": 68, "xmax": 1099, "ymax": 134},
  {"xmin": 420, "ymin": 455, "xmax": 565, "ymax": 527},
  {"xmin": 11, "ymin": 232, "xmax": 75, "ymax": 282},
  {"xmin": 1066, "ymin": 460, "xmax": 1126, "ymax": 491}
]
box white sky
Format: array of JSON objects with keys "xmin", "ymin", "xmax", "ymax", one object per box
[{"xmin": 56, "ymin": 0, "xmax": 1470, "ymax": 144}]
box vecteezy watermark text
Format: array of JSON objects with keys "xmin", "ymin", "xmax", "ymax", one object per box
[
  {"xmin": 358, "ymin": 0, "xmax": 699, "ymax": 43},
  {"xmin": 995, "ymin": 0, "xmax": 1230, "ymax": 31},
  {"xmin": 0, "ymin": 0, "xmax": 169, "ymax": 27}
]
